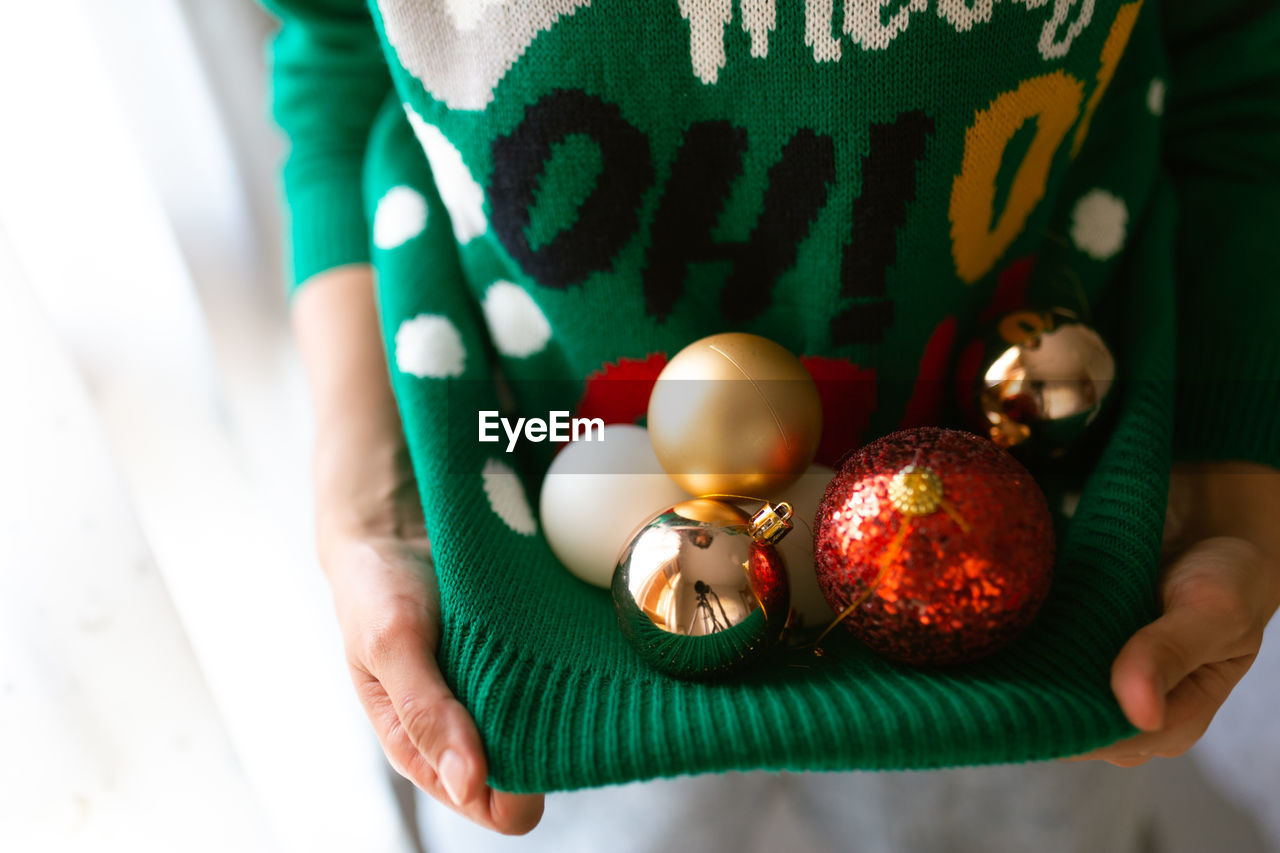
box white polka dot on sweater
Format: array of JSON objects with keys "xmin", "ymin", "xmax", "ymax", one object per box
[
  {"xmin": 395, "ymin": 314, "xmax": 466, "ymax": 378},
  {"xmin": 1147, "ymin": 78, "xmax": 1166, "ymax": 116},
  {"xmin": 373, "ymin": 186, "xmax": 428, "ymax": 250},
  {"xmin": 482, "ymin": 458, "xmax": 537, "ymax": 535},
  {"xmin": 404, "ymin": 106, "xmax": 488, "ymax": 243},
  {"xmin": 482, "ymin": 281, "xmax": 552, "ymax": 358},
  {"xmin": 1070, "ymin": 189, "xmax": 1129, "ymax": 261}
]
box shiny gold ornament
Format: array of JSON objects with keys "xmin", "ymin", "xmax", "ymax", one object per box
[
  {"xmin": 647, "ymin": 333, "xmax": 823, "ymax": 496},
  {"xmin": 976, "ymin": 309, "xmax": 1116, "ymax": 456},
  {"xmin": 612, "ymin": 498, "xmax": 792, "ymax": 679}
]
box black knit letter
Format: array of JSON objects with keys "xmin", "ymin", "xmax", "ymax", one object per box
[
  {"xmin": 830, "ymin": 111, "xmax": 935, "ymax": 347},
  {"xmin": 642, "ymin": 125, "xmax": 835, "ymax": 323},
  {"xmin": 490, "ymin": 89, "xmax": 654, "ymax": 288}
]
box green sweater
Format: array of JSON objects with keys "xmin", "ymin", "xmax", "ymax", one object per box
[{"xmin": 263, "ymin": 0, "xmax": 1280, "ymax": 792}]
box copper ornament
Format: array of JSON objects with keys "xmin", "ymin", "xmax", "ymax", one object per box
[
  {"xmin": 978, "ymin": 309, "xmax": 1116, "ymax": 455},
  {"xmin": 612, "ymin": 498, "xmax": 792, "ymax": 679}
]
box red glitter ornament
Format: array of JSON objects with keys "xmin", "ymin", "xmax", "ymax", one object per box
[{"xmin": 813, "ymin": 427, "xmax": 1054, "ymax": 666}]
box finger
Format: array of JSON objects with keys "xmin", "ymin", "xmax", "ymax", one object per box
[
  {"xmin": 354, "ymin": 657, "xmax": 544, "ymax": 834},
  {"xmin": 488, "ymin": 788, "xmax": 547, "ymax": 836},
  {"xmin": 379, "ymin": 647, "xmax": 546, "ymax": 832},
  {"xmin": 1060, "ymin": 727, "xmax": 1156, "ymax": 765},
  {"xmin": 1110, "ymin": 610, "xmax": 1213, "ymax": 733},
  {"xmin": 372, "ymin": 629, "xmax": 480, "ymax": 788},
  {"xmin": 1147, "ymin": 655, "xmax": 1252, "ymax": 758},
  {"xmin": 351, "ymin": 666, "xmax": 437, "ymax": 784},
  {"xmin": 1160, "ymin": 467, "xmax": 1197, "ymax": 558},
  {"xmin": 1065, "ymin": 655, "xmax": 1252, "ymax": 764},
  {"xmin": 1110, "ymin": 540, "xmax": 1261, "ymax": 732}
]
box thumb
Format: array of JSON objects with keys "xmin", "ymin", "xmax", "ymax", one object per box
[
  {"xmin": 1110, "ymin": 538, "xmax": 1260, "ymax": 732},
  {"xmin": 376, "ymin": 634, "xmax": 489, "ymax": 808},
  {"xmin": 380, "ymin": 646, "xmax": 546, "ymax": 834}
]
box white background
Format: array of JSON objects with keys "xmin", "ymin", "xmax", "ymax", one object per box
[{"xmin": 0, "ymin": 1, "xmax": 1277, "ymax": 851}]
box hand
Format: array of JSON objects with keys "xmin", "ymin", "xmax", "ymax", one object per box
[
  {"xmin": 1070, "ymin": 461, "xmax": 1280, "ymax": 765},
  {"xmin": 322, "ymin": 510, "xmax": 543, "ymax": 833},
  {"xmin": 294, "ymin": 266, "xmax": 544, "ymax": 833}
]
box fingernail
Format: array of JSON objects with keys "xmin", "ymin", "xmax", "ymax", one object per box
[{"xmin": 438, "ymin": 750, "xmax": 467, "ymax": 806}]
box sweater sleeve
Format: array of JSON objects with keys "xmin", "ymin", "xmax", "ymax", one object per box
[
  {"xmin": 1163, "ymin": 0, "xmax": 1280, "ymax": 470},
  {"xmin": 261, "ymin": 0, "xmax": 392, "ymax": 293}
]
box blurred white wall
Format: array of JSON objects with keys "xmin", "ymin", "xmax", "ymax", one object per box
[{"xmin": 0, "ymin": 2, "xmax": 416, "ymax": 851}]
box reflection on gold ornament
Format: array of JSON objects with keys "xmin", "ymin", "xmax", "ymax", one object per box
[
  {"xmin": 648, "ymin": 333, "xmax": 822, "ymax": 495},
  {"xmin": 612, "ymin": 498, "xmax": 792, "ymax": 679},
  {"xmin": 977, "ymin": 309, "xmax": 1116, "ymax": 456}
]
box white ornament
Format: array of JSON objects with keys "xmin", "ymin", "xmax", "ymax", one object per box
[
  {"xmin": 373, "ymin": 185, "xmax": 428, "ymax": 250},
  {"xmin": 482, "ymin": 281, "xmax": 552, "ymax": 358},
  {"xmin": 539, "ymin": 425, "xmax": 690, "ymax": 588},
  {"xmin": 775, "ymin": 464, "xmax": 837, "ymax": 626},
  {"xmin": 395, "ymin": 314, "xmax": 466, "ymax": 379},
  {"xmin": 482, "ymin": 458, "xmax": 538, "ymax": 535}
]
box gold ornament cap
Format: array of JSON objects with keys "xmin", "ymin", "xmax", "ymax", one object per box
[
  {"xmin": 748, "ymin": 501, "xmax": 794, "ymax": 545},
  {"xmin": 887, "ymin": 465, "xmax": 945, "ymax": 517}
]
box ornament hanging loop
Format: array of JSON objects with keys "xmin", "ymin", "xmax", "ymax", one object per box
[{"xmin": 700, "ymin": 494, "xmax": 795, "ymax": 545}]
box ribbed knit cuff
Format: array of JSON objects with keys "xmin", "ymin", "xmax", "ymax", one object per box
[{"xmin": 285, "ymin": 178, "xmax": 372, "ymax": 297}]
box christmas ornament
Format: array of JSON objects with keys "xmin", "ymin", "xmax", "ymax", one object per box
[
  {"xmin": 773, "ymin": 464, "xmax": 838, "ymax": 627},
  {"xmin": 962, "ymin": 309, "xmax": 1116, "ymax": 456},
  {"xmin": 813, "ymin": 427, "xmax": 1054, "ymax": 666},
  {"xmin": 613, "ymin": 497, "xmax": 792, "ymax": 679},
  {"xmin": 647, "ymin": 333, "xmax": 822, "ymax": 496},
  {"xmin": 540, "ymin": 424, "xmax": 691, "ymax": 588}
]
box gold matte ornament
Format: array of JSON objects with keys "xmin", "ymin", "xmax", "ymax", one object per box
[
  {"xmin": 980, "ymin": 310, "xmax": 1116, "ymax": 455},
  {"xmin": 612, "ymin": 498, "xmax": 792, "ymax": 679},
  {"xmin": 647, "ymin": 333, "xmax": 823, "ymax": 496}
]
